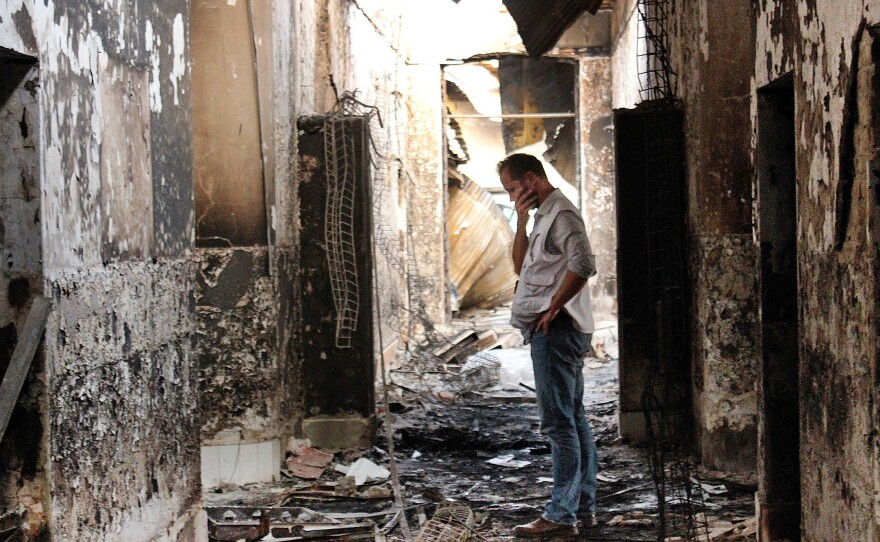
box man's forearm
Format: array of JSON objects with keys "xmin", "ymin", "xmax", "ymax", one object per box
[
  {"xmin": 549, "ymin": 271, "xmax": 588, "ymax": 311},
  {"xmin": 512, "ymin": 225, "xmax": 528, "ymax": 275}
]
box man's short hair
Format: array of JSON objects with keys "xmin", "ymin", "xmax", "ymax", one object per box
[{"xmin": 497, "ymin": 153, "xmax": 546, "ymax": 180}]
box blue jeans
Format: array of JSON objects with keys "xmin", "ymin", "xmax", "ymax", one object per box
[{"xmin": 530, "ymin": 312, "xmax": 597, "ymax": 525}]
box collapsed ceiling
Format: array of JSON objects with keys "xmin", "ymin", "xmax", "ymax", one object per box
[{"xmin": 501, "ymin": 0, "xmax": 603, "ymax": 57}]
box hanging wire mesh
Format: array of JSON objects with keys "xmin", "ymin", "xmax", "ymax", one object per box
[
  {"xmin": 324, "ymin": 102, "xmax": 364, "ymax": 348},
  {"xmin": 635, "ymin": 0, "xmax": 709, "ymax": 540},
  {"xmin": 637, "ymin": 0, "xmax": 677, "ymax": 101},
  {"xmin": 324, "ymin": 90, "xmax": 504, "ymax": 395}
]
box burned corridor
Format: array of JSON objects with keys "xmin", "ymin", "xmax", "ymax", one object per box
[{"xmin": 1, "ymin": 1, "xmax": 879, "ymax": 542}]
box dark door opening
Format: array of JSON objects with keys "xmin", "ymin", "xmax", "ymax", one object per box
[
  {"xmin": 443, "ymin": 56, "xmax": 580, "ymax": 313},
  {"xmin": 756, "ymin": 73, "xmax": 800, "ymax": 542},
  {"xmin": 613, "ymin": 100, "xmax": 689, "ymax": 444},
  {"xmin": 0, "ymin": 47, "xmax": 43, "ymax": 517}
]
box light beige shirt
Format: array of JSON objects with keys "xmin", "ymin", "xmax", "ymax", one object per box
[{"xmin": 510, "ymin": 189, "xmax": 596, "ymax": 342}]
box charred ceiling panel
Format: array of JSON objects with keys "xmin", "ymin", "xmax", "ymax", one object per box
[
  {"xmin": 498, "ymin": 57, "xmax": 577, "ymax": 184},
  {"xmin": 98, "ymin": 53, "xmax": 153, "ymax": 262},
  {"xmin": 502, "ymin": 0, "xmax": 602, "ymax": 57},
  {"xmin": 192, "ymin": 0, "xmax": 267, "ymax": 247}
]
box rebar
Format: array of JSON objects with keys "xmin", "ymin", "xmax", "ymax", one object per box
[{"xmin": 636, "ymin": 0, "xmax": 677, "ymax": 101}]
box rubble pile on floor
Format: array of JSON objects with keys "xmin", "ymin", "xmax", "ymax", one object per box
[{"xmin": 203, "ymin": 314, "xmax": 757, "ymax": 541}]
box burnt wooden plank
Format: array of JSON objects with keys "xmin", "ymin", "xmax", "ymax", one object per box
[{"xmin": 0, "ymin": 296, "xmax": 49, "ymax": 443}]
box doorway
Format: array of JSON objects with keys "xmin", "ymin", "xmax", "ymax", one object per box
[
  {"xmin": 756, "ymin": 73, "xmax": 800, "ymax": 542},
  {"xmin": 0, "ymin": 47, "xmax": 42, "ymax": 519},
  {"xmin": 442, "ymin": 56, "xmax": 580, "ymax": 313}
]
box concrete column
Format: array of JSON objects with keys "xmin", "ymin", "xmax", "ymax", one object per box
[
  {"xmin": 404, "ymin": 64, "xmax": 448, "ymax": 325},
  {"xmin": 579, "ymin": 55, "xmax": 617, "ymax": 323},
  {"xmin": 674, "ymin": 0, "xmax": 759, "ymax": 471}
]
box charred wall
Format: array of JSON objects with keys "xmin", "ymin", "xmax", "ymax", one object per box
[
  {"xmin": 196, "ymin": 249, "xmax": 280, "ymax": 442},
  {"xmin": 611, "ymin": 0, "xmax": 760, "ymax": 467},
  {"xmin": 0, "ymin": 0, "xmax": 201, "ymax": 540},
  {"xmin": 297, "ymin": 117, "xmax": 375, "ymax": 430},
  {"xmin": 753, "ymin": 1, "xmax": 880, "ymax": 539},
  {"xmin": 190, "ymin": 0, "xmax": 294, "ymax": 457},
  {"xmin": 46, "ymin": 263, "xmax": 199, "ymax": 541},
  {"xmin": 294, "ymin": 0, "xmax": 437, "ymax": 350},
  {"xmin": 579, "ymin": 56, "xmax": 616, "ymax": 321},
  {"xmin": 667, "ymin": 0, "xmax": 760, "ymax": 470}
]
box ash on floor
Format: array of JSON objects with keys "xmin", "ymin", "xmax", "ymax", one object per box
[{"xmin": 390, "ymin": 355, "xmax": 757, "ymax": 541}]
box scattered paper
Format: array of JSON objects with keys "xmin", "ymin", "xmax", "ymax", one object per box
[
  {"xmin": 597, "ymin": 472, "xmax": 620, "ymax": 483},
  {"xmin": 334, "ymin": 458, "xmax": 390, "ymax": 485},
  {"xmin": 411, "ymin": 451, "xmax": 422, "ymax": 459},
  {"xmin": 486, "ymin": 455, "xmax": 531, "ymax": 469},
  {"xmin": 537, "ymin": 477, "xmax": 554, "ymax": 483}
]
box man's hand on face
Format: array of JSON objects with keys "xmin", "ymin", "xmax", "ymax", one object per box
[{"xmin": 514, "ymin": 187, "xmax": 538, "ymax": 223}]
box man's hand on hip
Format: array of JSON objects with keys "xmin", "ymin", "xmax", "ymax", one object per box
[{"xmin": 533, "ymin": 306, "xmax": 561, "ymax": 335}]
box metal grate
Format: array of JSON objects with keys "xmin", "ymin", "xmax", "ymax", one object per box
[
  {"xmin": 634, "ymin": 2, "xmax": 707, "ymax": 537},
  {"xmin": 637, "ymin": 99, "xmax": 710, "ymax": 542},
  {"xmin": 414, "ymin": 503, "xmax": 474, "ymax": 542},
  {"xmin": 637, "ymin": 0, "xmax": 677, "ymax": 101},
  {"xmin": 323, "ymin": 101, "xmax": 366, "ymax": 348}
]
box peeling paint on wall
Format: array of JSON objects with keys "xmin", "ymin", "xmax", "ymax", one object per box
[
  {"xmin": 196, "ymin": 248, "xmax": 280, "ymax": 442},
  {"xmin": 774, "ymin": 1, "xmax": 879, "ymax": 538},
  {"xmin": 691, "ymin": 236, "xmax": 759, "ymax": 470},
  {"xmin": 46, "ymin": 261, "xmax": 199, "ymax": 542},
  {"xmin": 0, "ymin": 0, "xmax": 199, "ymax": 540}
]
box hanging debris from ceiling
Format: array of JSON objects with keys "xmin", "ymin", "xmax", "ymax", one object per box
[
  {"xmin": 447, "ymin": 169, "xmax": 517, "ymax": 311},
  {"xmin": 502, "ymin": 0, "xmax": 603, "ymax": 57},
  {"xmin": 498, "ymin": 56, "xmax": 577, "ymax": 186}
]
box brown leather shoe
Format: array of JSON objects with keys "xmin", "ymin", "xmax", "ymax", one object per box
[{"xmin": 513, "ymin": 517, "xmax": 579, "ymax": 539}]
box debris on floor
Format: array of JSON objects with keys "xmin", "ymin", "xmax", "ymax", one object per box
[
  {"xmin": 413, "ymin": 503, "xmax": 475, "ymax": 542},
  {"xmin": 203, "ymin": 314, "xmax": 757, "ymax": 541},
  {"xmin": 334, "ymin": 458, "xmax": 391, "ymax": 486},
  {"xmin": 485, "ymin": 455, "xmax": 531, "ymax": 469},
  {"xmin": 284, "ymin": 439, "xmax": 335, "ymax": 480}
]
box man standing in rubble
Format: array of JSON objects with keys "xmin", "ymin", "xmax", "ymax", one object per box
[{"xmin": 498, "ymin": 153, "xmax": 598, "ymax": 538}]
